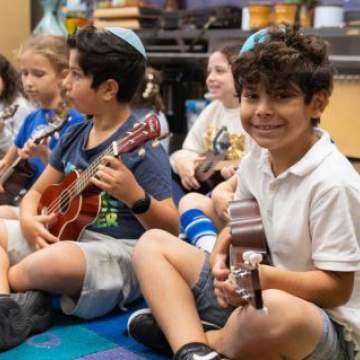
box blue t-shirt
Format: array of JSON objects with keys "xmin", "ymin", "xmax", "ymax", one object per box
[
  {"xmin": 49, "ymin": 114, "xmax": 172, "ymax": 240},
  {"xmin": 14, "ymin": 108, "xmax": 84, "ymax": 187}
]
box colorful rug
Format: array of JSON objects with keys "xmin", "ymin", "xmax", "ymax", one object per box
[{"xmin": 0, "ymin": 301, "xmax": 170, "ymax": 360}]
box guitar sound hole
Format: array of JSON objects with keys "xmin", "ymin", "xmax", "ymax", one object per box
[{"xmin": 59, "ymin": 190, "xmax": 71, "ymax": 213}]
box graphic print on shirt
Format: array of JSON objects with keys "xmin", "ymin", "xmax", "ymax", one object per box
[{"xmin": 63, "ymin": 161, "xmax": 121, "ymax": 231}]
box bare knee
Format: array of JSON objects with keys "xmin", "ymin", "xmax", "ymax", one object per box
[
  {"xmin": 218, "ymin": 290, "xmax": 321, "ymax": 359},
  {"xmin": 0, "ymin": 206, "xmax": 18, "ymax": 220},
  {"xmin": 133, "ymin": 229, "xmax": 172, "ymax": 266},
  {"xmin": 178, "ymin": 192, "xmax": 211, "ymax": 214},
  {"xmin": 0, "ymin": 220, "xmax": 9, "ymax": 250}
]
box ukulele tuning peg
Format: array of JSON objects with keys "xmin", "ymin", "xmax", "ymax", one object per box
[
  {"xmin": 138, "ymin": 147, "xmax": 146, "ymax": 158},
  {"xmin": 243, "ymin": 251, "xmax": 263, "ymax": 267}
]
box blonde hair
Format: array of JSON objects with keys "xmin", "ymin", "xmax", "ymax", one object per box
[{"xmin": 18, "ymin": 33, "xmax": 69, "ymax": 73}]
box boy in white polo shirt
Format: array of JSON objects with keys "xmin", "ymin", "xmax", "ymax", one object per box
[{"xmin": 127, "ymin": 25, "xmax": 360, "ymax": 360}]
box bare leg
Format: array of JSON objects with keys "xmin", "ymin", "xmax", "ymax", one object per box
[
  {"xmin": 8, "ymin": 241, "xmax": 86, "ymax": 297},
  {"xmin": 207, "ymin": 289, "xmax": 323, "ymax": 360},
  {"xmin": 133, "ymin": 229, "xmax": 209, "ymax": 352},
  {"xmin": 179, "ymin": 192, "xmax": 225, "ymax": 230},
  {"xmin": 0, "ymin": 220, "xmax": 10, "ymax": 293},
  {"xmin": 0, "ymin": 206, "xmax": 19, "ymax": 220}
]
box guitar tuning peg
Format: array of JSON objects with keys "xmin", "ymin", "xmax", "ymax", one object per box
[
  {"xmin": 53, "ymin": 132, "xmax": 60, "ymax": 140},
  {"xmin": 138, "ymin": 147, "xmax": 146, "ymax": 158}
]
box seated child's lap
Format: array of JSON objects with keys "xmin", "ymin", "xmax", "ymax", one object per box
[
  {"xmin": 5, "ymin": 219, "xmax": 141, "ymax": 319},
  {"xmin": 194, "ymin": 255, "xmax": 356, "ymax": 360}
]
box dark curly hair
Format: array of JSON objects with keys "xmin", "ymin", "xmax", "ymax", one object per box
[
  {"xmin": 67, "ymin": 26, "xmax": 146, "ymax": 103},
  {"xmin": 0, "ymin": 53, "xmax": 21, "ymax": 105},
  {"xmin": 232, "ymin": 26, "xmax": 334, "ymax": 126}
]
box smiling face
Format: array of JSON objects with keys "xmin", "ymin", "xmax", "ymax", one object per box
[
  {"xmin": 206, "ymin": 51, "xmax": 237, "ymax": 107},
  {"xmin": 240, "ymin": 83, "xmax": 326, "ymax": 160},
  {"xmin": 20, "ymin": 50, "xmax": 64, "ymax": 108}
]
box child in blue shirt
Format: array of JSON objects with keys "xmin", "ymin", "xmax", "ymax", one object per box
[
  {"xmin": 0, "ymin": 26, "xmax": 178, "ymax": 351},
  {"xmin": 0, "ymin": 34, "xmax": 84, "ymax": 216}
]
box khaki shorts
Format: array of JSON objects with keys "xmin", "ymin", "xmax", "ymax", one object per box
[{"xmin": 5, "ymin": 219, "xmax": 141, "ymax": 319}]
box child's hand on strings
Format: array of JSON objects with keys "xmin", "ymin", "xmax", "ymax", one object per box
[
  {"xmin": 176, "ymin": 156, "xmax": 205, "ymax": 190},
  {"xmin": 19, "ymin": 138, "xmax": 49, "ymax": 163},
  {"xmin": 20, "ymin": 213, "xmax": 58, "ymax": 250},
  {"xmin": 220, "ymin": 165, "xmax": 236, "ymax": 179},
  {"xmin": 91, "ymin": 155, "xmax": 141, "ymax": 206}
]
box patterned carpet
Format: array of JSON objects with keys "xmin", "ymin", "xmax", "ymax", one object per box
[{"xmin": 0, "ymin": 301, "xmax": 170, "ymax": 360}]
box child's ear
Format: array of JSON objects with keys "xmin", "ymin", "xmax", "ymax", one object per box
[
  {"xmin": 310, "ymin": 91, "xmax": 329, "ymax": 118},
  {"xmin": 102, "ymin": 79, "xmax": 119, "ymax": 101}
]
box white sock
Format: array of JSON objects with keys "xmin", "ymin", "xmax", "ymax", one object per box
[{"xmin": 196, "ymin": 235, "xmax": 217, "ymax": 253}]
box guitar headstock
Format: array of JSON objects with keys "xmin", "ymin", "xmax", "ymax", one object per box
[
  {"xmin": 230, "ymin": 246, "xmax": 264, "ymax": 310},
  {"xmin": 0, "ymin": 104, "xmax": 19, "ymax": 122},
  {"xmin": 114, "ymin": 113, "xmax": 162, "ymax": 155}
]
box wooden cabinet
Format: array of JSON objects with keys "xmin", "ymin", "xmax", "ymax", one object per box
[{"xmin": 0, "ymin": 1, "xmax": 31, "ymax": 62}]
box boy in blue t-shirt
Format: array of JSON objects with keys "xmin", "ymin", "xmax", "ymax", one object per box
[{"xmin": 0, "ymin": 26, "xmax": 179, "ymax": 351}]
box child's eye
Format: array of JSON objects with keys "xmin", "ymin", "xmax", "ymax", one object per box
[
  {"xmin": 71, "ymin": 70, "xmax": 81, "ymax": 80},
  {"xmin": 242, "ymin": 92, "xmax": 258, "ymax": 100},
  {"xmin": 33, "ymin": 70, "xmax": 45, "ymax": 78}
]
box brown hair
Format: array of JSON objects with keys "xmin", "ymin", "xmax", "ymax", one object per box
[
  {"xmin": 131, "ymin": 67, "xmax": 165, "ymax": 112},
  {"xmin": 0, "ymin": 53, "xmax": 21, "ymax": 105},
  {"xmin": 232, "ymin": 26, "xmax": 334, "ymax": 126},
  {"xmin": 18, "ymin": 33, "xmax": 69, "ymax": 74}
]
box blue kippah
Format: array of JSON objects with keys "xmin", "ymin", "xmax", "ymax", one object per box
[
  {"xmin": 105, "ymin": 27, "xmax": 147, "ymax": 59},
  {"xmin": 240, "ymin": 28, "xmax": 269, "ymax": 54}
]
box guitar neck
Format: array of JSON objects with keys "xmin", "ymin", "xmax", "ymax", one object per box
[
  {"xmin": 74, "ymin": 144, "xmax": 115, "ymax": 195},
  {"xmin": 0, "ymin": 157, "xmax": 22, "ymax": 185}
]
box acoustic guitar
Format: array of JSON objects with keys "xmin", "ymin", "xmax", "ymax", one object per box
[
  {"xmin": 195, "ymin": 126, "xmax": 239, "ymax": 194},
  {"xmin": 228, "ymin": 199, "xmax": 272, "ymax": 310},
  {"xmin": 0, "ymin": 105, "xmax": 69, "ymax": 206},
  {"xmin": 38, "ymin": 113, "xmax": 162, "ymax": 241}
]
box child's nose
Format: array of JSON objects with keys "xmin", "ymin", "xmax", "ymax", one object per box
[
  {"xmin": 62, "ymin": 74, "xmax": 71, "ymax": 90},
  {"xmin": 256, "ymin": 97, "xmax": 273, "ymax": 117}
]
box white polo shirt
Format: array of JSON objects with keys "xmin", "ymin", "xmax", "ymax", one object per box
[{"xmin": 235, "ymin": 128, "xmax": 360, "ymax": 350}]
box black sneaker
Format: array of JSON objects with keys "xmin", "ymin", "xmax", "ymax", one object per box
[
  {"xmin": 174, "ymin": 342, "xmax": 228, "ymax": 360},
  {"xmin": 10, "ymin": 291, "xmax": 53, "ymax": 334},
  {"xmin": 0, "ymin": 291, "xmax": 53, "ymax": 351},
  {"xmin": 127, "ymin": 308, "xmax": 220, "ymax": 355}
]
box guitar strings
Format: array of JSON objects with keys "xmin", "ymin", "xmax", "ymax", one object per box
[{"xmin": 45, "ymin": 128, "xmax": 147, "ymax": 215}]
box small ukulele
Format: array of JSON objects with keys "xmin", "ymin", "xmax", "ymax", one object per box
[
  {"xmin": 228, "ymin": 199, "xmax": 272, "ymax": 310},
  {"xmin": 0, "ymin": 104, "xmax": 19, "ymax": 126},
  {"xmin": 0, "ymin": 104, "xmax": 69, "ymax": 206},
  {"xmin": 38, "ymin": 113, "xmax": 164, "ymax": 241},
  {"xmin": 195, "ymin": 126, "xmax": 238, "ymax": 194}
]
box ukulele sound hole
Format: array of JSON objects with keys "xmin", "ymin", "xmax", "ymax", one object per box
[{"xmin": 59, "ymin": 190, "xmax": 71, "ymax": 213}]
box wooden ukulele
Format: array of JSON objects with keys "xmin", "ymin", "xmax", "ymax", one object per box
[
  {"xmin": 228, "ymin": 199, "xmax": 272, "ymax": 310},
  {"xmin": 0, "ymin": 104, "xmax": 69, "ymax": 206},
  {"xmin": 195, "ymin": 126, "xmax": 238, "ymax": 194},
  {"xmin": 38, "ymin": 113, "xmax": 163, "ymax": 241}
]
